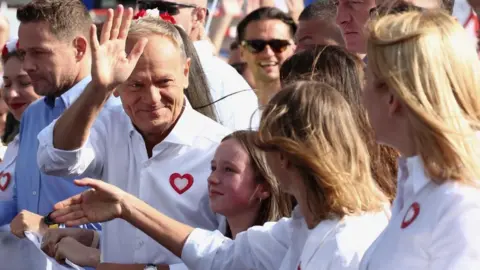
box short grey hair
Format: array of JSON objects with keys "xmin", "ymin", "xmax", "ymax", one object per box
[{"xmin": 129, "ymin": 17, "xmax": 186, "ymax": 59}]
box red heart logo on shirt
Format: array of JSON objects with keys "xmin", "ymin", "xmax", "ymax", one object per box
[
  {"xmin": 0, "ymin": 171, "xmax": 11, "ymax": 191},
  {"xmin": 401, "ymin": 202, "xmax": 420, "ymax": 229},
  {"xmin": 169, "ymin": 173, "xmax": 194, "ymax": 195}
]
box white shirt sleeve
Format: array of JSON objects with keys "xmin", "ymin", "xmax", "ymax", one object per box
[
  {"xmin": 429, "ymin": 197, "xmax": 480, "ymax": 270},
  {"xmin": 181, "ymin": 218, "xmax": 292, "ymax": 270},
  {"xmin": 36, "ymin": 116, "xmax": 107, "ymax": 178}
]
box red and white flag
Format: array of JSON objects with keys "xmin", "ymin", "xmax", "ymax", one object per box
[{"xmin": 453, "ymin": 0, "xmax": 479, "ymax": 52}]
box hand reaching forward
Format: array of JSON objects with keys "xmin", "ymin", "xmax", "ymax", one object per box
[
  {"xmin": 51, "ymin": 178, "xmax": 129, "ymax": 226},
  {"xmin": 90, "ymin": 5, "xmax": 148, "ymax": 91}
]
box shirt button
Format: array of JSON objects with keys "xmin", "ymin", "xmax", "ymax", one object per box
[{"xmin": 32, "ymin": 191, "xmax": 37, "ymax": 196}]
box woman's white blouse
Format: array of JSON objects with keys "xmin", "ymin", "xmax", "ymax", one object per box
[
  {"xmin": 181, "ymin": 206, "xmax": 389, "ymax": 270},
  {"xmin": 359, "ymin": 156, "xmax": 480, "ymax": 270}
]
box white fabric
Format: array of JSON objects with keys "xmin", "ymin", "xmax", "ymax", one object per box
[
  {"xmin": 37, "ymin": 103, "xmax": 230, "ymax": 266},
  {"xmin": 360, "ymin": 156, "xmax": 480, "ymax": 270},
  {"xmin": 181, "ymin": 206, "xmax": 389, "ymax": 270},
  {"xmin": 24, "ymin": 231, "xmax": 83, "ymax": 270},
  {"xmin": 194, "ymin": 40, "xmax": 260, "ymax": 130}
]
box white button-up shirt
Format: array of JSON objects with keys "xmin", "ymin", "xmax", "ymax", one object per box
[
  {"xmin": 194, "ymin": 40, "xmax": 260, "ymax": 130},
  {"xmin": 360, "ymin": 156, "xmax": 480, "ymax": 270},
  {"xmin": 181, "ymin": 206, "xmax": 389, "ymax": 270},
  {"xmin": 37, "ymin": 103, "xmax": 231, "ymax": 267}
]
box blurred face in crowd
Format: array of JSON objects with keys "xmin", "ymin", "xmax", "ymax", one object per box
[
  {"xmin": 156, "ymin": 0, "xmax": 208, "ymax": 38},
  {"xmin": 229, "ymin": 47, "xmax": 256, "ymax": 88},
  {"xmin": 18, "ymin": 21, "xmax": 85, "ymax": 96},
  {"xmin": 120, "ymin": 35, "xmax": 190, "ymax": 137},
  {"xmin": 208, "ymin": 138, "xmax": 267, "ymax": 216},
  {"xmin": 2, "ymin": 56, "xmax": 40, "ymax": 120},
  {"xmin": 241, "ymin": 19, "xmax": 295, "ymax": 86},
  {"xmin": 336, "ymin": 0, "xmax": 376, "ymax": 54},
  {"xmin": 295, "ymin": 18, "xmax": 346, "ymax": 52}
]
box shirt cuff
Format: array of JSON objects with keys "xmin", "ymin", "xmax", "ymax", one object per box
[{"xmin": 181, "ymin": 228, "xmax": 227, "ymax": 270}]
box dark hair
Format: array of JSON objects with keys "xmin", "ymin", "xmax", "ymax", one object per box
[
  {"xmin": 17, "ymin": 0, "xmax": 92, "ymax": 39},
  {"xmin": 173, "ymin": 25, "xmax": 217, "ymax": 122},
  {"xmin": 230, "ymin": 40, "xmax": 239, "ymax": 51},
  {"xmin": 299, "ymin": 1, "xmax": 337, "ymax": 21},
  {"xmin": 2, "ymin": 112, "xmax": 19, "ymax": 145},
  {"xmin": 280, "ymin": 46, "xmax": 398, "ymax": 201},
  {"xmin": 221, "ymin": 130, "xmax": 292, "ymax": 238},
  {"xmin": 236, "ymin": 7, "xmax": 297, "ymax": 43}
]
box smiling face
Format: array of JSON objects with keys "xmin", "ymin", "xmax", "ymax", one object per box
[
  {"xmin": 121, "ymin": 34, "xmax": 190, "ymax": 137},
  {"xmin": 2, "ymin": 56, "xmax": 40, "ymax": 120},
  {"xmin": 241, "ymin": 19, "xmax": 295, "ymax": 85},
  {"xmin": 336, "ymin": 0, "xmax": 376, "ymax": 54},
  {"xmin": 208, "ymin": 138, "xmax": 265, "ymax": 216}
]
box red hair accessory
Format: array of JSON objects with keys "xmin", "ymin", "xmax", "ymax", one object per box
[
  {"xmin": 133, "ymin": 9, "xmax": 176, "ymax": 24},
  {"xmin": 2, "ymin": 38, "xmax": 19, "ymax": 58}
]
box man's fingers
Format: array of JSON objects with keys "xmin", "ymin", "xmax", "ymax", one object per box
[
  {"xmin": 100, "ymin": 8, "xmax": 114, "ymax": 44},
  {"xmin": 52, "ymin": 208, "xmax": 85, "ymax": 224},
  {"xmin": 90, "ymin": 24, "xmax": 100, "ymax": 52},
  {"xmin": 53, "ymin": 194, "xmax": 82, "ymax": 211},
  {"xmin": 118, "ymin": 7, "xmax": 133, "ymax": 40},
  {"xmin": 127, "ymin": 38, "xmax": 148, "ymax": 64},
  {"xmin": 65, "ymin": 217, "xmax": 91, "ymax": 227},
  {"xmin": 110, "ymin": 5, "xmax": 124, "ymax": 40}
]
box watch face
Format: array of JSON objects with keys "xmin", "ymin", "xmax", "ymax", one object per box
[{"xmin": 144, "ymin": 265, "xmax": 157, "ymax": 270}]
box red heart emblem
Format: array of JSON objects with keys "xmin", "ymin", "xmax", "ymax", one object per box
[
  {"xmin": 0, "ymin": 171, "xmax": 11, "ymax": 191},
  {"xmin": 169, "ymin": 173, "xmax": 194, "ymax": 195},
  {"xmin": 401, "ymin": 202, "xmax": 420, "ymax": 229}
]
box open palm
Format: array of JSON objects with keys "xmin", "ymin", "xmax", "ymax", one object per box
[
  {"xmin": 51, "ymin": 178, "xmax": 127, "ymax": 226},
  {"xmin": 90, "ymin": 5, "xmax": 147, "ymax": 91}
]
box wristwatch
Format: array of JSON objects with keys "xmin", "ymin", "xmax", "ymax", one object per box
[
  {"xmin": 144, "ymin": 264, "xmax": 157, "ymax": 270},
  {"xmin": 43, "ymin": 211, "xmax": 59, "ymax": 229}
]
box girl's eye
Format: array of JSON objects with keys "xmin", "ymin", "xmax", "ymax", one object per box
[
  {"xmin": 225, "ymin": 167, "xmax": 234, "ymax": 173},
  {"xmin": 211, "ymin": 165, "xmax": 216, "ymax": 172}
]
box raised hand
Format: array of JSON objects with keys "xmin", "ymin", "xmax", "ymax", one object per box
[
  {"xmin": 90, "ymin": 5, "xmax": 148, "ymax": 91},
  {"xmin": 50, "ymin": 178, "xmax": 128, "ymax": 226}
]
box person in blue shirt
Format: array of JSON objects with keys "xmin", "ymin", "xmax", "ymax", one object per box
[{"xmin": 1, "ymin": 1, "xmax": 119, "ymax": 267}]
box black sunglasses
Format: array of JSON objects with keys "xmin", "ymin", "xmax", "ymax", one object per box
[
  {"xmin": 369, "ymin": 3, "xmax": 424, "ymax": 18},
  {"xmin": 137, "ymin": 0, "xmax": 204, "ymax": 16},
  {"xmin": 241, "ymin": 39, "xmax": 292, "ymax": 54},
  {"xmin": 230, "ymin": 62, "xmax": 247, "ymax": 74}
]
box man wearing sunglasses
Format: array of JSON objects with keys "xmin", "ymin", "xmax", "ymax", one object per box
[
  {"xmin": 237, "ymin": 7, "xmax": 296, "ymax": 106},
  {"xmin": 138, "ymin": 0, "xmax": 260, "ymax": 130}
]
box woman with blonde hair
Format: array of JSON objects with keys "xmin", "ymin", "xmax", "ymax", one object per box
[
  {"xmin": 360, "ymin": 10, "xmax": 480, "ymax": 269},
  {"xmin": 280, "ymin": 45, "xmax": 399, "ymax": 201},
  {"xmin": 50, "ymin": 81, "xmax": 389, "ymax": 270}
]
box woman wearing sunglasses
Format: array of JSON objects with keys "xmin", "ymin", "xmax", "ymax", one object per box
[{"xmin": 51, "ymin": 81, "xmax": 390, "ymax": 270}]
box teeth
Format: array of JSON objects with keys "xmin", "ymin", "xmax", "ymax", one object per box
[{"xmin": 259, "ymin": 61, "xmax": 277, "ymax": 67}]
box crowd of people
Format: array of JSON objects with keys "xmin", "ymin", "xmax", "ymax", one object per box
[{"xmin": 0, "ymin": 0, "xmax": 479, "ymax": 269}]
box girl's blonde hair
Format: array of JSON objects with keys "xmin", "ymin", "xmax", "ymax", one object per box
[
  {"xmin": 257, "ymin": 81, "xmax": 387, "ymax": 225},
  {"xmin": 367, "ymin": 10, "xmax": 480, "ymax": 185}
]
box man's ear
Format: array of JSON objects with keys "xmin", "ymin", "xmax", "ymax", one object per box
[
  {"xmin": 183, "ymin": 57, "xmax": 191, "ymax": 89},
  {"xmin": 73, "ymin": 36, "xmax": 88, "ymax": 62}
]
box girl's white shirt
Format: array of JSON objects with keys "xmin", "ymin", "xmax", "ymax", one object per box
[
  {"xmin": 360, "ymin": 156, "xmax": 480, "ymax": 270},
  {"xmin": 181, "ymin": 205, "xmax": 389, "ymax": 270}
]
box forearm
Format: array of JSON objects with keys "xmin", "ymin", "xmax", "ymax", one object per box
[
  {"xmin": 210, "ymin": 15, "xmax": 234, "ymax": 54},
  {"xmin": 121, "ymin": 194, "xmax": 194, "ymax": 258},
  {"xmin": 53, "ymin": 82, "xmax": 112, "ymax": 150}
]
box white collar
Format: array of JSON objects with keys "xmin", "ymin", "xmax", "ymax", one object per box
[
  {"xmin": 193, "ymin": 40, "xmax": 214, "ymax": 57},
  {"xmin": 398, "ymin": 156, "xmax": 431, "ymax": 195}
]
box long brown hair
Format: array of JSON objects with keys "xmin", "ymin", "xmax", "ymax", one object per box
[
  {"xmin": 257, "ymin": 81, "xmax": 388, "ymax": 225},
  {"xmin": 222, "ymin": 130, "xmax": 293, "ymax": 237},
  {"xmin": 280, "ymin": 45, "xmax": 398, "ymax": 201}
]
